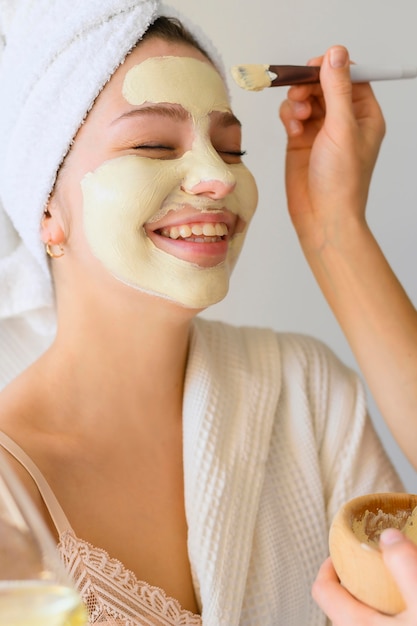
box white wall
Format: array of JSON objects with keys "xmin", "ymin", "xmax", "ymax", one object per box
[{"xmin": 168, "ymin": 0, "xmax": 417, "ymax": 490}]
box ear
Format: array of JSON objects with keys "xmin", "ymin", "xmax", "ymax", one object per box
[{"xmin": 40, "ymin": 195, "xmax": 66, "ymax": 245}]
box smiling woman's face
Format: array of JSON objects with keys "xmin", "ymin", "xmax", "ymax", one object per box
[{"xmin": 48, "ymin": 37, "xmax": 258, "ymax": 309}]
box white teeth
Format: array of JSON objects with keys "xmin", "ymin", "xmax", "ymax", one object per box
[
  {"xmin": 160, "ymin": 222, "xmax": 228, "ymax": 240},
  {"xmin": 215, "ymin": 223, "xmax": 228, "ymax": 236},
  {"xmin": 168, "ymin": 226, "xmax": 180, "ymax": 239},
  {"xmin": 179, "ymin": 225, "xmax": 192, "ymax": 238},
  {"xmin": 202, "ymin": 223, "xmax": 215, "ymax": 236},
  {"xmin": 192, "ymin": 224, "xmax": 204, "ymax": 236}
]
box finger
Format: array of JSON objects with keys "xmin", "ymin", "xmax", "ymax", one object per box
[
  {"xmin": 318, "ymin": 45, "xmax": 355, "ymax": 124},
  {"xmin": 280, "ymin": 97, "xmax": 312, "ymax": 122},
  {"xmin": 312, "ymin": 558, "xmax": 390, "ymax": 625},
  {"xmin": 279, "ymin": 98, "xmax": 310, "ymax": 137},
  {"xmin": 307, "ymin": 54, "xmax": 324, "ymax": 67},
  {"xmin": 287, "ymin": 83, "xmax": 318, "ymax": 103},
  {"xmin": 380, "ymin": 528, "xmax": 417, "ymax": 611}
]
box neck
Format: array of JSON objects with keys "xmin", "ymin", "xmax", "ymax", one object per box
[{"xmin": 37, "ymin": 286, "xmax": 196, "ymax": 433}]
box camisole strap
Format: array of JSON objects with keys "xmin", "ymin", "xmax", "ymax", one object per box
[{"xmin": 0, "ymin": 431, "xmax": 72, "ymax": 536}]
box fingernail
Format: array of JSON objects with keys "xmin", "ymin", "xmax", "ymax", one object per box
[
  {"xmin": 289, "ymin": 120, "xmax": 302, "ymax": 136},
  {"xmin": 293, "ymin": 101, "xmax": 307, "ymax": 113},
  {"xmin": 380, "ymin": 528, "xmax": 404, "ymax": 546},
  {"xmin": 330, "ymin": 47, "xmax": 348, "ymax": 69}
]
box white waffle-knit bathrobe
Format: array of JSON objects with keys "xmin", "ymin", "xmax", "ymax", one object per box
[
  {"xmin": 184, "ymin": 318, "xmax": 402, "ymax": 625},
  {"xmin": 0, "ymin": 315, "xmax": 403, "ymax": 626}
]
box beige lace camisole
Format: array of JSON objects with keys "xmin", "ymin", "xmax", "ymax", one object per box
[{"xmin": 0, "ymin": 432, "xmax": 202, "ymax": 626}]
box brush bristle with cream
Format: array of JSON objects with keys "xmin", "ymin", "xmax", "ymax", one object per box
[{"xmin": 231, "ymin": 64, "xmax": 273, "ymax": 91}]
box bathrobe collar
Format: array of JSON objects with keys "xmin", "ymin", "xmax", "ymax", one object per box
[{"xmin": 183, "ymin": 318, "xmax": 281, "ymax": 625}]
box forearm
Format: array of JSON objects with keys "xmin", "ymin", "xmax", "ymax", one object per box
[
  {"xmin": 280, "ymin": 46, "xmax": 417, "ymax": 466},
  {"xmin": 300, "ymin": 216, "xmax": 417, "ymax": 467}
]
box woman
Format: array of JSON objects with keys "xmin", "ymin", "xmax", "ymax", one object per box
[
  {"xmin": 280, "ymin": 45, "xmax": 417, "ymax": 624},
  {"xmin": 0, "ymin": 2, "xmax": 401, "ymax": 625}
]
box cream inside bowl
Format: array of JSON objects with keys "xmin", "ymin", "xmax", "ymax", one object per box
[{"xmin": 329, "ymin": 492, "xmax": 417, "ymax": 615}]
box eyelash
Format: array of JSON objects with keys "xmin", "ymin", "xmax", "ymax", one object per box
[
  {"xmin": 134, "ymin": 145, "xmax": 174, "ymax": 151},
  {"xmin": 134, "ymin": 146, "xmax": 247, "ymax": 157},
  {"xmin": 221, "ymin": 150, "xmax": 247, "ymax": 157}
]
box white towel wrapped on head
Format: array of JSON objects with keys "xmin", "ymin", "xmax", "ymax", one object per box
[
  {"xmin": 0, "ymin": 0, "xmax": 225, "ymax": 335},
  {"xmin": 0, "ymin": 0, "xmax": 159, "ymax": 333}
]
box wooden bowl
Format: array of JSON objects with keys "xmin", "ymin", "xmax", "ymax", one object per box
[{"xmin": 329, "ymin": 492, "xmax": 417, "ymax": 615}]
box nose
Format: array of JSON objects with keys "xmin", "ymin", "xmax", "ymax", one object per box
[
  {"xmin": 182, "ymin": 178, "xmax": 236, "ymax": 200},
  {"xmin": 181, "ymin": 149, "xmax": 236, "ymax": 200}
]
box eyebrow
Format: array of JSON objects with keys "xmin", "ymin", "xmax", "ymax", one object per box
[
  {"xmin": 112, "ymin": 103, "xmax": 241, "ymax": 127},
  {"xmin": 112, "ymin": 104, "xmax": 189, "ymax": 125},
  {"xmin": 214, "ymin": 110, "xmax": 242, "ymax": 128}
]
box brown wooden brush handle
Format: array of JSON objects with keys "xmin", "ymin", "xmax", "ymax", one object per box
[{"xmin": 268, "ymin": 65, "xmax": 321, "ymax": 86}]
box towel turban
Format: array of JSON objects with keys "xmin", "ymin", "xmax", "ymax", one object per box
[{"xmin": 0, "ymin": 0, "xmax": 225, "ymax": 334}]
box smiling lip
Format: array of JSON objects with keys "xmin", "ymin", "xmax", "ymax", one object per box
[{"xmin": 145, "ymin": 209, "xmax": 242, "ymax": 267}]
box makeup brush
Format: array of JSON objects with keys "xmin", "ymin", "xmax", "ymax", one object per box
[{"xmin": 231, "ymin": 63, "xmax": 417, "ymax": 91}]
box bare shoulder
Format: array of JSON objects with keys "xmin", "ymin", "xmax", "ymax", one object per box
[
  {"xmin": 0, "ymin": 360, "xmax": 44, "ymax": 428},
  {"xmin": 0, "ymin": 368, "xmax": 57, "ymax": 536}
]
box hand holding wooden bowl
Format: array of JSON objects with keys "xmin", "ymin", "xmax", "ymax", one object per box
[{"xmin": 329, "ymin": 492, "xmax": 417, "ymax": 615}]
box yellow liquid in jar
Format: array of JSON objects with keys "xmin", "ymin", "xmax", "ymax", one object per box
[{"xmin": 0, "ymin": 580, "xmax": 88, "ymax": 626}]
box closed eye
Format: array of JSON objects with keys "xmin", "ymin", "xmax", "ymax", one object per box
[
  {"xmin": 134, "ymin": 145, "xmax": 175, "ymax": 151},
  {"xmin": 217, "ymin": 149, "xmax": 247, "ymax": 164},
  {"xmin": 133, "ymin": 144, "xmax": 179, "ymax": 159}
]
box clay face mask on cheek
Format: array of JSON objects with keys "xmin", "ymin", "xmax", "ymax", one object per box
[{"xmin": 81, "ymin": 56, "xmax": 258, "ymax": 308}]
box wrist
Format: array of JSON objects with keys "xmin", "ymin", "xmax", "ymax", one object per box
[{"xmin": 294, "ymin": 209, "xmax": 369, "ymax": 260}]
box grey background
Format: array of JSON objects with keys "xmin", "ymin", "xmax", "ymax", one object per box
[{"xmin": 169, "ymin": 0, "xmax": 417, "ymax": 490}]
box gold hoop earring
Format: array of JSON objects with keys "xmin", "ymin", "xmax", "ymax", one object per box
[{"xmin": 46, "ymin": 241, "xmax": 65, "ymax": 259}]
